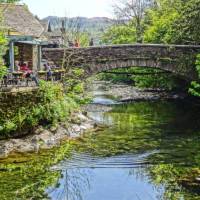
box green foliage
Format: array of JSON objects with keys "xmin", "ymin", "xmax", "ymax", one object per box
[
  {"xmin": 143, "ymin": 0, "xmax": 181, "ymax": 43},
  {"xmin": 35, "ymin": 81, "xmax": 78, "ymax": 125},
  {"xmin": 0, "ymin": 100, "xmax": 200, "ymax": 199},
  {"xmin": 189, "ymin": 54, "xmax": 200, "ymax": 97},
  {"xmin": 173, "ymin": 0, "xmax": 200, "ymax": 44},
  {"xmin": 100, "ymin": 2, "xmax": 182, "ymax": 89},
  {"xmin": 64, "ymin": 68, "xmax": 91, "ymax": 104},
  {"xmin": 98, "ymin": 73, "xmax": 132, "ymax": 84},
  {"xmin": 0, "ymin": 81, "xmax": 78, "ymax": 135},
  {"xmin": 78, "ymin": 32, "xmax": 90, "ymax": 47},
  {"xmin": 0, "ymin": 142, "xmax": 71, "ymax": 200},
  {"xmin": 133, "ymin": 68, "xmax": 177, "ymax": 90},
  {"xmin": 144, "ymin": 0, "xmax": 200, "ymax": 45},
  {"xmin": 0, "ymin": 14, "xmax": 8, "ymax": 80},
  {"xmin": 102, "ymin": 0, "xmax": 200, "ymax": 46},
  {"xmin": 101, "ymin": 24, "xmax": 136, "ymax": 45},
  {"xmin": 98, "ymin": 67, "xmax": 178, "ymax": 90},
  {"xmin": 0, "ymin": 65, "xmax": 7, "ymax": 80}
]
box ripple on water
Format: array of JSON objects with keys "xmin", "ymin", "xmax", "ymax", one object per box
[
  {"xmin": 51, "ymin": 150, "xmax": 159, "ymax": 170},
  {"xmin": 48, "ymin": 150, "xmax": 165, "ymax": 200}
]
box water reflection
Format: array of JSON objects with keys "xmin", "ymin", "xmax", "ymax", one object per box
[
  {"xmin": 47, "ymin": 168, "xmax": 92, "ymax": 200},
  {"xmin": 1, "ymin": 96, "xmax": 200, "ymax": 199},
  {"xmin": 48, "ymin": 152, "xmax": 165, "ymax": 200},
  {"xmin": 53, "ymin": 100, "xmax": 200, "ymax": 200}
]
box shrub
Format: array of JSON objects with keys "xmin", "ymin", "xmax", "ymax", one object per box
[{"xmin": 0, "ymin": 81, "xmax": 78, "ymax": 136}]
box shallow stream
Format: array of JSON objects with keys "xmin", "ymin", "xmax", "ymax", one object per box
[{"xmin": 1, "ymin": 83, "xmax": 200, "ymax": 199}]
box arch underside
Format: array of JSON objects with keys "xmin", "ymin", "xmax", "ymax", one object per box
[{"xmin": 83, "ymin": 59, "xmax": 195, "ymax": 80}]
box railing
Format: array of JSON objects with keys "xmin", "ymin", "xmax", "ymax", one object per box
[{"xmin": 0, "ymin": 70, "xmax": 65, "ymax": 90}]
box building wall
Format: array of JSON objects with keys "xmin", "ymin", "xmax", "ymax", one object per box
[{"xmin": 15, "ymin": 43, "xmax": 33, "ymax": 69}]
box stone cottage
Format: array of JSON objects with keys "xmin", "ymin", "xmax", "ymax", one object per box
[{"xmin": 0, "ymin": 3, "xmax": 47, "ymax": 72}]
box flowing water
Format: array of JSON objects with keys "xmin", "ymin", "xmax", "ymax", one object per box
[{"xmin": 1, "ymin": 83, "xmax": 200, "ymax": 199}]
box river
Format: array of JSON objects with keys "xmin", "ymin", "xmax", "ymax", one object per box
[{"xmin": 1, "ymin": 82, "xmax": 200, "ymax": 199}]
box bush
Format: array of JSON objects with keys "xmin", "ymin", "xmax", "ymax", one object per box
[
  {"xmin": 189, "ymin": 54, "xmax": 200, "ymax": 97},
  {"xmin": 98, "ymin": 67, "xmax": 178, "ymax": 90},
  {"xmin": 0, "ymin": 81, "xmax": 78, "ymax": 135},
  {"xmin": 0, "ymin": 66, "xmax": 7, "ymax": 80}
]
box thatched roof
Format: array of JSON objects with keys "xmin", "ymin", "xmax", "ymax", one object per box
[{"xmin": 0, "ymin": 4, "xmax": 44, "ymax": 38}]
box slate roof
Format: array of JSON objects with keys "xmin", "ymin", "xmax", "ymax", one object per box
[{"xmin": 0, "ymin": 3, "xmax": 44, "ymax": 38}]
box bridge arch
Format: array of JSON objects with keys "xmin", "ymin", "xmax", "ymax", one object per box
[{"xmin": 42, "ymin": 44, "xmax": 200, "ymax": 80}]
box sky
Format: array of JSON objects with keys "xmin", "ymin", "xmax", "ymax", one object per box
[{"xmin": 21, "ymin": 0, "xmax": 114, "ymax": 19}]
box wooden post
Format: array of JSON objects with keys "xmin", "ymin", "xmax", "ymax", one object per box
[
  {"xmin": 9, "ymin": 41, "xmax": 15, "ymax": 72},
  {"xmin": 37, "ymin": 45, "xmax": 41, "ymax": 71}
]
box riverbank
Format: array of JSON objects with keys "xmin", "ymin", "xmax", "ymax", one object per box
[
  {"xmin": 0, "ymin": 80, "xmax": 192, "ymax": 158},
  {"xmin": 90, "ymin": 81, "xmax": 188, "ymax": 103},
  {"xmin": 0, "ymin": 112, "xmax": 98, "ymax": 158},
  {"xmin": 1, "ymin": 80, "xmax": 200, "ymax": 199}
]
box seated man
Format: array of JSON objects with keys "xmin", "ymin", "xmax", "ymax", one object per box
[{"xmin": 30, "ymin": 70, "xmax": 39, "ymax": 86}]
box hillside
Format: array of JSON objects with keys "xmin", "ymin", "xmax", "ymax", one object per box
[{"xmin": 42, "ymin": 16, "xmax": 116, "ymax": 43}]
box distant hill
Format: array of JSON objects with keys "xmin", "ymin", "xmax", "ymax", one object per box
[{"xmin": 42, "ymin": 16, "xmax": 116, "ymax": 43}]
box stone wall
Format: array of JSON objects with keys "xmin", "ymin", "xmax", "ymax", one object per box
[
  {"xmin": 42, "ymin": 44, "xmax": 200, "ymax": 80},
  {"xmin": 0, "ymin": 88, "xmax": 40, "ymax": 128}
]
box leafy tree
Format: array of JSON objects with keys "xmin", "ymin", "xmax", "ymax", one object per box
[
  {"xmin": 113, "ymin": 0, "xmax": 154, "ymax": 42},
  {"xmin": 143, "ymin": 0, "xmax": 182, "ymax": 43},
  {"xmin": 143, "ymin": 0, "xmax": 200, "ymax": 45},
  {"xmin": 173, "ymin": 0, "xmax": 200, "ymax": 44},
  {"xmin": 189, "ymin": 54, "xmax": 200, "ymax": 97},
  {"xmin": 101, "ymin": 24, "xmax": 136, "ymax": 45}
]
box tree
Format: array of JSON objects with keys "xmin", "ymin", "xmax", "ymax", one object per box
[
  {"xmin": 143, "ymin": 0, "xmax": 183, "ymax": 44},
  {"xmin": 113, "ymin": 0, "xmax": 154, "ymax": 42},
  {"xmin": 101, "ymin": 24, "xmax": 136, "ymax": 44},
  {"xmin": 173, "ymin": 0, "xmax": 200, "ymax": 44},
  {"xmin": 189, "ymin": 54, "xmax": 200, "ymax": 97},
  {"xmin": 143, "ymin": 0, "xmax": 200, "ymax": 45}
]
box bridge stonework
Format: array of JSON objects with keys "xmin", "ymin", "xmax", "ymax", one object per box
[{"xmin": 42, "ymin": 44, "xmax": 200, "ymax": 80}]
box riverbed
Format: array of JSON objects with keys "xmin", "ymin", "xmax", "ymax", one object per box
[{"xmin": 0, "ymin": 82, "xmax": 200, "ymax": 199}]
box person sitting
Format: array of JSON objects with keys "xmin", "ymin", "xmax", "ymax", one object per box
[
  {"xmin": 20, "ymin": 62, "xmax": 32, "ymax": 86},
  {"xmin": 68, "ymin": 40, "xmax": 74, "ymax": 47},
  {"xmin": 20, "ymin": 62, "xmax": 30, "ymax": 72},
  {"xmin": 43, "ymin": 63, "xmax": 48, "ymax": 71},
  {"xmin": 74, "ymin": 39, "xmax": 80, "ymax": 48},
  {"xmin": 44, "ymin": 63, "xmax": 53, "ymax": 81},
  {"xmin": 89, "ymin": 38, "xmax": 94, "ymax": 46},
  {"xmin": 30, "ymin": 70, "xmax": 39, "ymax": 86}
]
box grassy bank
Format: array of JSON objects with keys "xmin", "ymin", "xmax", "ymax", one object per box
[{"xmin": 0, "ymin": 81, "xmax": 78, "ymax": 137}]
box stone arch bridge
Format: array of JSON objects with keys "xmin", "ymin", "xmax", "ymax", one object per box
[{"xmin": 42, "ymin": 44, "xmax": 200, "ymax": 80}]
